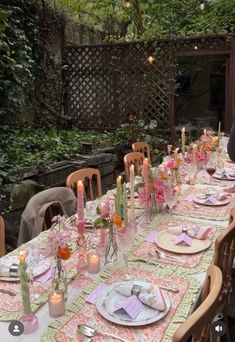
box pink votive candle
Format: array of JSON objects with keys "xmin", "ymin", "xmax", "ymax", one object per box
[
  {"xmin": 48, "ymin": 291, "xmax": 65, "ymax": 318},
  {"xmin": 87, "ymin": 252, "xmax": 100, "ymax": 274}
]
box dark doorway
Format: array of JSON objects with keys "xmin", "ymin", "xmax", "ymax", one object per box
[{"xmin": 175, "ymin": 55, "xmax": 227, "ymax": 132}]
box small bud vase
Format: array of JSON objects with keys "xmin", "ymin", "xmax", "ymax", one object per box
[
  {"xmin": 105, "ymin": 226, "xmax": 118, "ymax": 265},
  {"xmin": 51, "ymin": 257, "xmax": 67, "ymax": 300}
]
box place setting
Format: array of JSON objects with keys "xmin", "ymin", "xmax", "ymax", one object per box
[
  {"xmin": 129, "ymin": 215, "xmax": 219, "ymax": 272},
  {"xmin": 42, "ymin": 264, "xmax": 197, "ymax": 342},
  {"xmin": 172, "ymin": 186, "xmax": 233, "ymax": 221}
]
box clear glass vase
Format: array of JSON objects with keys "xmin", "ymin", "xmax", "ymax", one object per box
[
  {"xmin": 105, "ymin": 226, "xmax": 118, "ymax": 265},
  {"xmin": 51, "ymin": 257, "xmax": 67, "ymax": 300}
]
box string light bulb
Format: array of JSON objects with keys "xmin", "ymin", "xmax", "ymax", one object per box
[
  {"xmin": 199, "ymin": 2, "xmax": 205, "ymax": 10},
  {"xmin": 147, "ymin": 55, "xmax": 155, "ymax": 64},
  {"xmin": 124, "ymin": 0, "xmax": 131, "ymax": 8}
]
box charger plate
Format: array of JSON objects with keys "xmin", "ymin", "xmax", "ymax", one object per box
[
  {"xmin": 193, "ymin": 195, "xmax": 230, "ymax": 206},
  {"xmin": 96, "ymin": 280, "xmax": 170, "ymax": 326},
  {"xmin": 0, "ymin": 256, "xmax": 50, "ymax": 282},
  {"xmin": 155, "ymin": 231, "xmax": 211, "ymax": 254}
]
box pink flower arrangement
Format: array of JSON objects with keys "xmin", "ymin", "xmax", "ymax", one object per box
[
  {"xmin": 154, "ymin": 180, "xmax": 166, "ymax": 204},
  {"xmin": 46, "ymin": 215, "xmax": 71, "ymax": 257},
  {"xmin": 98, "ymin": 199, "xmax": 110, "ymax": 218},
  {"xmin": 166, "ymin": 160, "xmax": 176, "ymax": 169}
]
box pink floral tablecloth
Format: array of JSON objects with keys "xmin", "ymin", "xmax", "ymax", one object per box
[
  {"xmin": 0, "ymin": 228, "xmax": 84, "ymax": 321},
  {"xmin": 172, "ymin": 187, "xmax": 235, "ymax": 221},
  {"xmin": 42, "ymin": 265, "xmax": 200, "ymax": 342}
]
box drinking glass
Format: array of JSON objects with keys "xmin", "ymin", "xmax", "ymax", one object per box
[
  {"xmin": 187, "ymin": 162, "xmax": 198, "ymax": 185},
  {"xmin": 118, "ymin": 227, "xmax": 135, "ymax": 281},
  {"xmin": 164, "ymin": 187, "xmax": 178, "ymax": 214},
  {"xmin": 206, "ymin": 156, "xmax": 217, "ymax": 183}
]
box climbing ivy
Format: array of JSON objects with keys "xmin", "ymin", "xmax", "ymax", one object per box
[{"xmin": 0, "ymin": 0, "xmax": 41, "ymax": 120}]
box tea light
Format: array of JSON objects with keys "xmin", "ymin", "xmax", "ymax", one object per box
[
  {"xmin": 48, "ymin": 291, "xmax": 65, "ymax": 318},
  {"xmin": 87, "ymin": 252, "xmax": 100, "ymax": 274}
]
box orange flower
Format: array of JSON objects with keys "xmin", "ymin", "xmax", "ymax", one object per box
[
  {"xmin": 112, "ymin": 213, "xmax": 122, "ymax": 227},
  {"xmin": 175, "ymin": 157, "xmax": 181, "ymax": 168},
  {"xmin": 57, "ymin": 245, "xmax": 71, "ymax": 260},
  {"xmin": 147, "ymin": 181, "xmax": 154, "ymax": 193}
]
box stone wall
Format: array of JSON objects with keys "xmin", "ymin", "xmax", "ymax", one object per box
[{"xmin": 1, "ymin": 146, "xmax": 127, "ymax": 253}]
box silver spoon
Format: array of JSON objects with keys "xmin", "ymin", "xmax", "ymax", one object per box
[
  {"xmin": 155, "ymin": 250, "xmax": 186, "ymax": 264},
  {"xmin": 77, "ymin": 324, "xmax": 129, "ymax": 342}
]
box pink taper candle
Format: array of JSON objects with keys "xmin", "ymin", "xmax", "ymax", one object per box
[
  {"xmin": 129, "ymin": 165, "xmax": 136, "ymax": 221},
  {"xmin": 77, "ymin": 180, "xmax": 85, "ymax": 236},
  {"xmin": 143, "ymin": 158, "xmax": 149, "ymax": 195}
]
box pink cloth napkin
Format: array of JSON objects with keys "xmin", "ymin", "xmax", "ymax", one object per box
[
  {"xmin": 114, "ymin": 283, "xmax": 167, "ymax": 311},
  {"xmin": 224, "ymin": 186, "xmax": 235, "ymax": 194},
  {"xmin": 167, "ymin": 226, "xmax": 212, "ymax": 240},
  {"xmin": 34, "ymin": 267, "xmax": 52, "ymax": 283}
]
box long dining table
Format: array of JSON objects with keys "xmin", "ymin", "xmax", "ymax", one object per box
[{"xmin": 0, "ymin": 159, "xmax": 235, "ymax": 342}]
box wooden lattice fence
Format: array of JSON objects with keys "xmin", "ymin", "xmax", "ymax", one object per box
[
  {"xmin": 62, "ymin": 34, "xmax": 235, "ymax": 133},
  {"xmin": 63, "ymin": 40, "xmax": 171, "ymax": 130}
]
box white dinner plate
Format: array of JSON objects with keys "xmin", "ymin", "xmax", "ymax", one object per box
[
  {"xmin": 155, "ymin": 230, "xmax": 211, "ymax": 254},
  {"xmin": 193, "ymin": 195, "xmax": 230, "ymax": 206},
  {"xmin": 213, "ymin": 173, "xmax": 235, "ymax": 181},
  {"xmin": 96, "ymin": 280, "xmax": 170, "ymax": 326},
  {"xmin": 0, "ymin": 256, "xmax": 50, "ymax": 282}
]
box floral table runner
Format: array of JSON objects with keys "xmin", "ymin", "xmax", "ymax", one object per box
[
  {"xmin": 172, "ymin": 186, "xmax": 235, "ymax": 221},
  {"xmin": 42, "ymin": 264, "xmax": 200, "ymax": 342},
  {"xmin": 129, "ymin": 215, "xmax": 222, "ymax": 276}
]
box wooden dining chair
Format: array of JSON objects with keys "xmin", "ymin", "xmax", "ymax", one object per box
[
  {"xmin": 66, "ymin": 168, "xmax": 102, "ymax": 201},
  {"xmin": 213, "ymin": 207, "xmax": 235, "ymax": 311},
  {"xmin": 132, "ymin": 142, "xmax": 151, "ymax": 161},
  {"xmin": 124, "ymin": 152, "xmax": 145, "ymax": 182},
  {"xmin": 18, "ymin": 187, "xmax": 76, "ymax": 246},
  {"xmin": 0, "ymin": 215, "xmax": 5, "ymax": 257},
  {"xmin": 172, "ymin": 265, "xmax": 222, "ymax": 342}
]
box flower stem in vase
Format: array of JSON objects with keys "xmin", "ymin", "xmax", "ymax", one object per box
[
  {"xmin": 52, "ymin": 257, "xmax": 68, "ymax": 300},
  {"xmin": 105, "ymin": 226, "xmax": 118, "ymax": 265}
]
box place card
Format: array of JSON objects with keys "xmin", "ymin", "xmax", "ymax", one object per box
[
  {"xmin": 86, "ymin": 284, "xmax": 108, "ymax": 304},
  {"xmin": 203, "ymin": 196, "xmax": 218, "ymax": 204},
  {"xmin": 174, "ymin": 233, "xmax": 192, "ymax": 246},
  {"xmin": 35, "ymin": 267, "xmax": 52, "ymax": 283},
  {"xmin": 145, "ymin": 231, "xmax": 157, "ymax": 243},
  {"xmin": 184, "ymin": 194, "xmax": 194, "ymax": 203},
  {"xmin": 113, "ymin": 295, "xmax": 144, "ymax": 319}
]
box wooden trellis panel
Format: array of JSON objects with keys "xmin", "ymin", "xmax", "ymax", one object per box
[
  {"xmin": 62, "ymin": 34, "xmax": 235, "ymax": 133},
  {"xmin": 63, "ymin": 40, "xmax": 171, "ymax": 130}
]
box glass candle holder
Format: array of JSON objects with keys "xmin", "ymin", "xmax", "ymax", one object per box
[
  {"xmin": 48, "ymin": 291, "xmax": 65, "ymax": 318},
  {"xmin": 87, "ymin": 252, "xmax": 100, "ymax": 274},
  {"xmin": 21, "ymin": 312, "xmax": 38, "ymax": 334}
]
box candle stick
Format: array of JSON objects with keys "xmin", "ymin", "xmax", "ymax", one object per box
[
  {"xmin": 192, "ymin": 144, "xmax": 196, "ymax": 164},
  {"xmin": 122, "ymin": 182, "xmax": 128, "ymax": 227},
  {"xmin": 203, "ymin": 129, "xmax": 206, "ymax": 136},
  {"xmin": 77, "ymin": 180, "xmax": 85, "ymax": 236},
  {"xmin": 19, "ymin": 251, "xmax": 32, "ymax": 315},
  {"xmin": 142, "ymin": 158, "xmax": 149, "ymax": 195},
  {"xmin": 129, "ymin": 165, "xmax": 136, "ymax": 221},
  {"xmin": 218, "ymin": 121, "xmax": 221, "ymax": 136},
  {"xmin": 115, "ymin": 175, "xmax": 122, "ymax": 217},
  {"xmin": 181, "ymin": 127, "xmax": 185, "ymax": 155}
]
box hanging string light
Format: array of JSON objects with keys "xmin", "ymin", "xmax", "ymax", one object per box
[
  {"xmin": 199, "ymin": 2, "xmax": 205, "ymax": 10},
  {"xmin": 124, "ymin": 0, "xmax": 131, "ymax": 8},
  {"xmin": 147, "ymin": 55, "xmax": 156, "ymax": 65}
]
